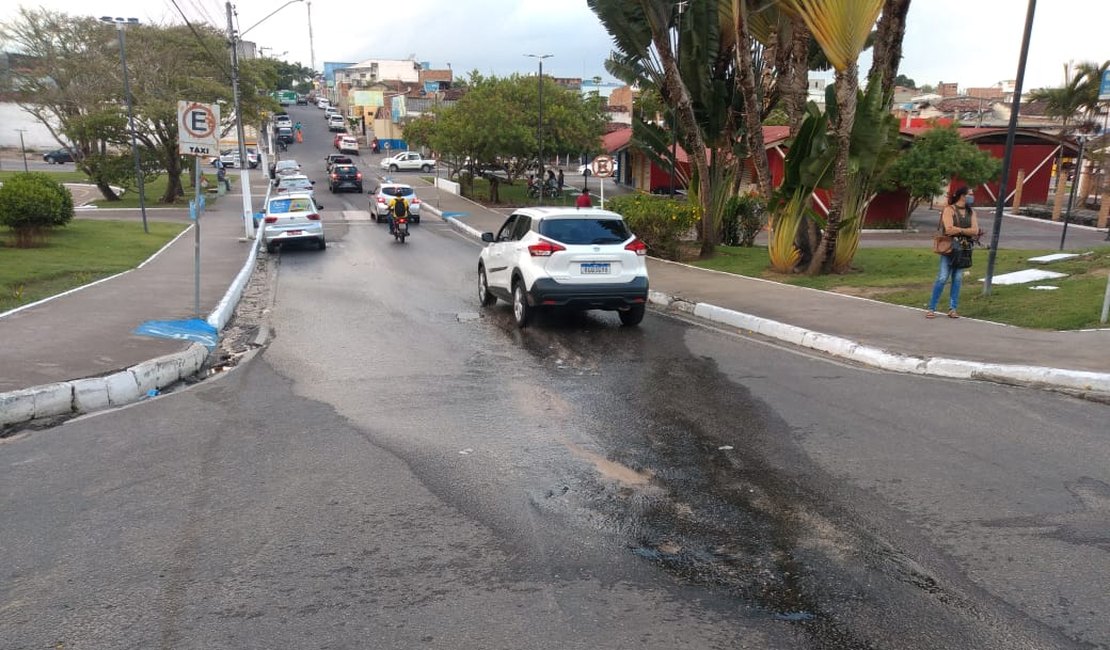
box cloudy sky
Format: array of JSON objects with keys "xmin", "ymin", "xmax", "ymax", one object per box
[{"xmin": 2, "ymin": 0, "xmax": 1106, "ymax": 91}]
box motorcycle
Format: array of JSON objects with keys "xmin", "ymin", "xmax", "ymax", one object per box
[
  {"xmin": 392, "ymin": 216, "xmax": 409, "ymax": 243},
  {"xmin": 527, "ymin": 182, "xmax": 562, "ymax": 199}
]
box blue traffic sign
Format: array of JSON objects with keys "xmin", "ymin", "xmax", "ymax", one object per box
[{"xmin": 1101, "ymin": 69, "xmax": 1110, "ymax": 102}]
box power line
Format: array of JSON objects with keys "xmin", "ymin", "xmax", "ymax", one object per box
[{"xmin": 167, "ymin": 0, "xmax": 234, "ymax": 82}]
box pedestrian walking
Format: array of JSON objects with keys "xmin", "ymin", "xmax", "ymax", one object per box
[
  {"xmin": 926, "ymin": 186, "xmax": 980, "ymax": 319},
  {"xmin": 557, "ymin": 169, "xmax": 564, "ymax": 193},
  {"xmin": 575, "ymin": 187, "xmax": 592, "ymax": 209},
  {"xmin": 216, "ymin": 165, "xmax": 231, "ymax": 191}
]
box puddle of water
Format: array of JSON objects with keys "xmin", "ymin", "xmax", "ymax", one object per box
[
  {"xmin": 772, "ymin": 611, "xmax": 816, "ymax": 622},
  {"xmin": 562, "ymin": 440, "xmax": 652, "ymax": 487}
]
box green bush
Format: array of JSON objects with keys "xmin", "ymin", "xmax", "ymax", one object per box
[
  {"xmin": 720, "ymin": 193, "xmax": 767, "ymax": 247},
  {"xmin": 0, "ymin": 172, "xmax": 74, "ymax": 247},
  {"xmin": 606, "ymin": 193, "xmax": 700, "ymax": 260}
]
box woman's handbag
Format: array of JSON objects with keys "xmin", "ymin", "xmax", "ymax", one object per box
[
  {"xmin": 951, "ymin": 237, "xmax": 974, "ymax": 269},
  {"xmin": 932, "ymin": 211, "xmax": 953, "ymax": 255}
]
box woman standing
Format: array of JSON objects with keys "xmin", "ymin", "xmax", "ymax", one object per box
[{"xmin": 926, "ymin": 186, "xmax": 980, "ymax": 319}]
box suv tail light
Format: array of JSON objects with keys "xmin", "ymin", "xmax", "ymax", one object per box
[
  {"xmin": 528, "ymin": 239, "xmax": 565, "ymax": 257},
  {"xmin": 356, "ymin": 172, "xmax": 362, "ymax": 180},
  {"xmin": 411, "ymin": 197, "xmax": 420, "ymax": 204},
  {"xmin": 330, "ymin": 173, "xmax": 337, "ymax": 180},
  {"xmin": 625, "ymin": 238, "xmax": 647, "ymax": 256},
  {"xmin": 264, "ymin": 215, "xmax": 278, "ymax": 224},
  {"xmin": 307, "ymin": 213, "xmax": 321, "ymax": 221}
]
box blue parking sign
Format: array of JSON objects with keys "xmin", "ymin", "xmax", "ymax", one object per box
[{"xmin": 1100, "ymin": 70, "xmax": 1110, "ymax": 101}]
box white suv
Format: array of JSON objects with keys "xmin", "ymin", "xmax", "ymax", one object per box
[
  {"xmin": 477, "ymin": 207, "xmax": 649, "ymax": 327},
  {"xmin": 262, "ymin": 192, "xmax": 326, "ymax": 253}
]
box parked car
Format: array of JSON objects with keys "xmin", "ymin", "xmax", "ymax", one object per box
[
  {"xmin": 274, "ymin": 173, "xmax": 316, "ymax": 199},
  {"xmin": 371, "ymin": 183, "xmax": 422, "ymax": 223},
  {"xmin": 274, "ymin": 115, "xmax": 292, "ymax": 130},
  {"xmin": 295, "ymin": 95, "xmax": 308, "ymax": 105},
  {"xmin": 327, "ymin": 115, "xmax": 346, "ymax": 132},
  {"xmin": 42, "ymin": 148, "xmax": 74, "ymax": 164},
  {"xmin": 477, "ymin": 207, "xmax": 648, "ymax": 328},
  {"xmin": 270, "ymin": 158, "xmax": 301, "ymax": 180},
  {"xmin": 380, "ymin": 151, "xmax": 436, "ymax": 172},
  {"xmin": 317, "ymin": 98, "xmax": 330, "ymax": 110},
  {"xmin": 261, "ymin": 192, "xmax": 325, "ymax": 253},
  {"xmin": 329, "ymin": 164, "xmax": 363, "ymax": 193},
  {"xmin": 337, "ymin": 136, "xmax": 359, "ymax": 155},
  {"xmin": 276, "ymin": 126, "xmax": 295, "ymax": 144},
  {"xmin": 214, "ymin": 149, "xmax": 259, "ymax": 169},
  {"xmin": 324, "ymin": 107, "xmax": 339, "ymax": 119}
]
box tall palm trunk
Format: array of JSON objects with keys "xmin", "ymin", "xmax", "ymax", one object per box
[
  {"xmin": 867, "ymin": 0, "xmax": 912, "ymax": 99},
  {"xmin": 783, "ymin": 16, "xmax": 811, "ymax": 136},
  {"xmin": 808, "ymin": 61, "xmax": 858, "ymax": 274},
  {"xmin": 734, "ymin": 7, "xmax": 772, "ymax": 198},
  {"xmin": 651, "ymin": 25, "xmax": 714, "ymax": 256}
]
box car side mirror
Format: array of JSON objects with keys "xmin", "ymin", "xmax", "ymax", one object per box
[
  {"xmin": 316, "ymin": 204, "xmax": 324, "ymax": 210},
  {"xmin": 310, "ymin": 180, "xmax": 316, "ymax": 184},
  {"xmin": 481, "ymin": 232, "xmax": 495, "ymax": 243}
]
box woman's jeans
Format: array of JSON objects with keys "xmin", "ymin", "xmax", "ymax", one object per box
[{"xmin": 928, "ymin": 252, "xmax": 962, "ymax": 311}]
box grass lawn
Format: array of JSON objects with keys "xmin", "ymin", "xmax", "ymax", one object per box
[
  {"xmin": 459, "ymin": 176, "xmax": 578, "ymax": 208},
  {"xmin": 0, "ymin": 170, "xmax": 93, "ymax": 184},
  {"xmin": 694, "ymin": 245, "xmax": 1110, "ymax": 330},
  {"xmin": 91, "ymin": 174, "xmax": 211, "ymax": 209},
  {"xmin": 0, "ymin": 220, "xmax": 187, "ymax": 312}
]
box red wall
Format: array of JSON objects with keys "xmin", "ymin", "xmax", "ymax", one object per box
[{"xmin": 949, "ymin": 143, "xmax": 1059, "ymax": 206}]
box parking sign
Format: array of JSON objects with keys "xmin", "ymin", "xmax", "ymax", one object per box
[{"xmin": 177, "ymin": 101, "xmax": 220, "ymax": 156}]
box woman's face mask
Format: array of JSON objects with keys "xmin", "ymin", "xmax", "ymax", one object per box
[{"xmin": 965, "ymin": 195, "xmax": 975, "ymax": 207}]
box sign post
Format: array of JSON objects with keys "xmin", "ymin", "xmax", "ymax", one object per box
[
  {"xmin": 591, "ymin": 155, "xmax": 614, "ymax": 209},
  {"xmin": 178, "ymin": 101, "xmax": 219, "ymax": 319}
]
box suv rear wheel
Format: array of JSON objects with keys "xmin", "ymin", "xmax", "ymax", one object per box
[
  {"xmin": 618, "ymin": 304, "xmax": 645, "ymax": 327},
  {"xmin": 512, "ymin": 280, "xmax": 532, "ymax": 328}
]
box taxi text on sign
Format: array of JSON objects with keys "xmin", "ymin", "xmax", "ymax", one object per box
[{"xmin": 177, "ymin": 101, "xmax": 220, "ymax": 156}]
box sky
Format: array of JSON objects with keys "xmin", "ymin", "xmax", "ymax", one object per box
[{"xmin": 2, "ymin": 0, "xmax": 1107, "ymax": 92}]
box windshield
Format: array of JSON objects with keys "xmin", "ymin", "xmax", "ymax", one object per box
[
  {"xmin": 267, "ymin": 197, "xmax": 314, "ymax": 213},
  {"xmin": 280, "ymin": 179, "xmax": 313, "ymax": 190},
  {"xmin": 539, "ymin": 218, "xmax": 631, "ymax": 245}
]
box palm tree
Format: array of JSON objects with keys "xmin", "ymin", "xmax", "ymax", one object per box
[
  {"xmin": 778, "ymin": 0, "xmax": 885, "ymax": 274},
  {"xmin": 1029, "ymin": 63, "xmax": 1091, "ymax": 220}
]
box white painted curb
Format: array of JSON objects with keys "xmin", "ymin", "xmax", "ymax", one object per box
[
  {"xmin": 1, "ymin": 222, "xmax": 263, "ymax": 429},
  {"xmin": 432, "ymin": 204, "xmax": 1109, "ymax": 397}
]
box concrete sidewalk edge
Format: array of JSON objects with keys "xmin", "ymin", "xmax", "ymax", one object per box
[
  {"xmin": 425, "ymin": 203, "xmax": 1110, "ymax": 398},
  {"xmin": 0, "ymin": 235, "xmax": 263, "ymax": 429}
]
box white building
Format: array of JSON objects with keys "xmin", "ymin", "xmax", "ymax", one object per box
[{"xmin": 335, "ymin": 58, "xmax": 424, "ymax": 87}]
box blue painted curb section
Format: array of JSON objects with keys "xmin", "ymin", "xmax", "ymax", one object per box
[
  {"xmin": 442, "ymin": 211, "xmax": 468, "ymax": 218},
  {"xmin": 134, "ymin": 318, "xmax": 219, "ymax": 348}
]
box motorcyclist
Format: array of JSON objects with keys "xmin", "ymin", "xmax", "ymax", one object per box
[{"xmin": 387, "ymin": 194, "xmax": 409, "ymax": 235}]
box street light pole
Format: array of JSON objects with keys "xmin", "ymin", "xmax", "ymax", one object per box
[
  {"xmin": 526, "ymin": 54, "xmax": 553, "ymax": 199},
  {"xmin": 100, "ymin": 16, "xmax": 148, "ymax": 234},
  {"xmin": 982, "ymin": 0, "xmax": 1036, "ymax": 296},
  {"xmin": 1059, "ymin": 134, "xmax": 1085, "ymax": 250}
]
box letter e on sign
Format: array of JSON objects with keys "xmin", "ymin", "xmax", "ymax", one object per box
[{"xmin": 177, "ymin": 100, "xmax": 220, "ymax": 156}]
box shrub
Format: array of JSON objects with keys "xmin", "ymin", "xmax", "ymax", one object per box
[
  {"xmin": 0, "ymin": 172, "xmax": 74, "ymax": 247},
  {"xmin": 720, "ymin": 192, "xmax": 767, "ymax": 247},
  {"xmin": 606, "ymin": 193, "xmax": 700, "ymax": 260}
]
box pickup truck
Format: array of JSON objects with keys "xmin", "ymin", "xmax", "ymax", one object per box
[{"xmin": 380, "ymin": 151, "xmax": 436, "ymax": 173}]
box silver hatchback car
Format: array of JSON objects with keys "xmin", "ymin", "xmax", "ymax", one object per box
[{"xmin": 262, "ymin": 192, "xmax": 326, "ymax": 253}]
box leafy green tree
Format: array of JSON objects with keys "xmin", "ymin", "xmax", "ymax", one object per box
[
  {"xmin": 404, "ymin": 73, "xmax": 604, "ymax": 203},
  {"xmin": 0, "ymin": 173, "xmax": 75, "ymax": 247},
  {"xmin": 882, "ymin": 125, "xmax": 1001, "ymax": 226},
  {"xmin": 893, "ymin": 73, "xmax": 915, "ymax": 88}
]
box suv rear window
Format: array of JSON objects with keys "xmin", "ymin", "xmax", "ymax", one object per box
[
  {"xmin": 380, "ymin": 186, "xmax": 413, "ymax": 198},
  {"xmin": 268, "ymin": 197, "xmax": 314, "ymax": 213},
  {"xmin": 539, "ymin": 218, "xmax": 631, "ymax": 245}
]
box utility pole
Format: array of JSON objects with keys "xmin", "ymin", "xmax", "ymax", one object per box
[
  {"xmin": 307, "ymin": 1, "xmax": 316, "ymax": 73},
  {"xmin": 669, "ymin": 1, "xmax": 688, "ymax": 196},
  {"xmin": 15, "ymin": 129, "xmax": 29, "ymax": 172},
  {"xmin": 525, "ymin": 54, "xmax": 553, "ymax": 199},
  {"xmin": 100, "ymin": 17, "xmax": 148, "ymax": 233},
  {"xmin": 226, "ymin": 2, "xmax": 256, "ymax": 239}
]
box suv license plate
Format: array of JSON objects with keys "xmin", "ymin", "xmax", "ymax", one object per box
[
  {"xmin": 287, "ymin": 230, "xmax": 302, "ymax": 235},
  {"xmin": 581, "ymin": 263, "xmax": 610, "ymax": 275}
]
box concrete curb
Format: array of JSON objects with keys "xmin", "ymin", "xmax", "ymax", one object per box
[
  {"xmin": 0, "ymin": 232, "xmax": 262, "ymax": 430},
  {"xmin": 430, "ymin": 204, "xmax": 1110, "ymax": 398}
]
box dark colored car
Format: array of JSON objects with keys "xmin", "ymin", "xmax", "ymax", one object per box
[
  {"xmin": 276, "ymin": 126, "xmax": 295, "ymax": 144},
  {"xmin": 329, "ymin": 164, "xmax": 363, "ymax": 193},
  {"xmin": 295, "ymin": 95, "xmax": 308, "ymax": 105},
  {"xmin": 43, "ymin": 148, "xmax": 75, "ymax": 164}
]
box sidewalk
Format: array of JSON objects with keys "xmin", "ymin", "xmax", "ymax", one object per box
[
  {"xmin": 417, "ymin": 181, "xmax": 1110, "ymax": 393},
  {"xmin": 0, "ymin": 176, "xmax": 267, "ymax": 394}
]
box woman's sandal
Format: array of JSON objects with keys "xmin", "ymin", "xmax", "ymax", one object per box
[
  {"xmin": 947, "ymin": 310, "xmax": 960, "ymax": 319},
  {"xmin": 925, "ymin": 311, "xmax": 936, "ymax": 319}
]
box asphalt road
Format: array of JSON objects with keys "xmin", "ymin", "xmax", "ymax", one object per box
[{"xmin": 2, "ymin": 107, "xmax": 1107, "ymax": 649}]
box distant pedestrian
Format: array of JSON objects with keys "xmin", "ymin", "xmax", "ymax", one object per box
[
  {"xmin": 294, "ymin": 121, "xmax": 302, "ymax": 133},
  {"xmin": 371, "ymin": 137, "xmax": 380, "ymax": 154},
  {"xmin": 575, "ymin": 187, "xmax": 592, "ymax": 209},
  {"xmin": 926, "ymin": 186, "xmax": 980, "ymax": 319},
  {"xmin": 216, "ymin": 165, "xmax": 231, "ymax": 191},
  {"xmin": 557, "ymin": 169, "xmax": 564, "ymax": 192}
]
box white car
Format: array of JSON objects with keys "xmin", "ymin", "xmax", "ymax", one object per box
[
  {"xmin": 262, "ymin": 192, "xmax": 325, "ymax": 253},
  {"xmin": 477, "ymin": 207, "xmax": 649, "ymax": 327},
  {"xmin": 371, "ymin": 183, "xmax": 422, "ymax": 223},
  {"xmin": 317, "ymin": 98, "xmax": 330, "ymax": 110},
  {"xmin": 379, "ymin": 151, "xmax": 436, "ymax": 172},
  {"xmin": 274, "ymin": 173, "xmax": 316, "ymax": 199},
  {"xmin": 327, "ymin": 115, "xmax": 346, "ymax": 132},
  {"xmin": 337, "ymin": 136, "xmax": 359, "ymax": 154},
  {"xmin": 270, "ymin": 158, "xmax": 301, "ymax": 182}
]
